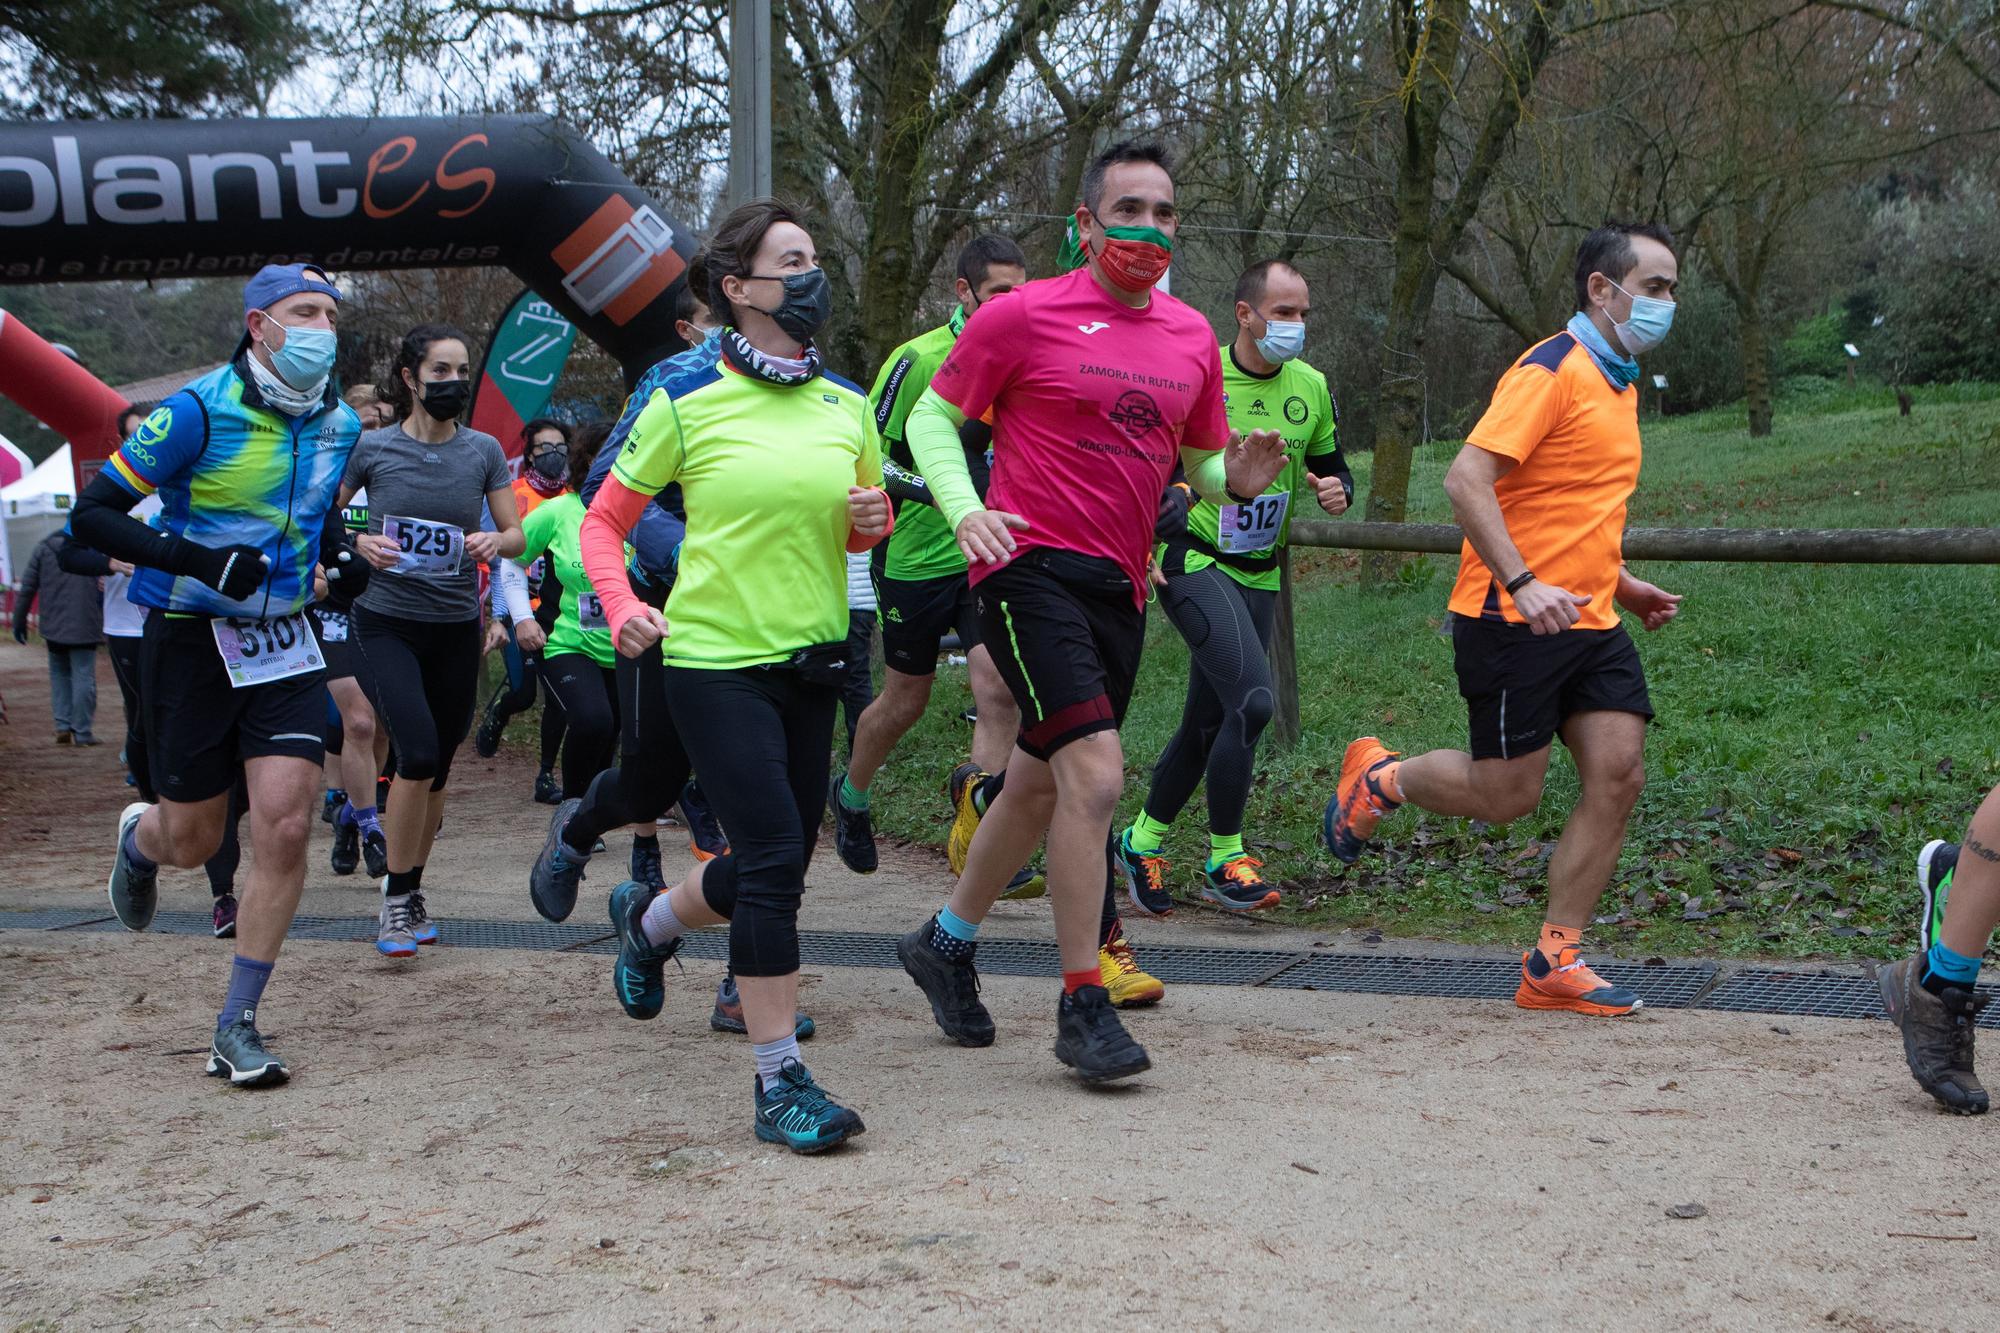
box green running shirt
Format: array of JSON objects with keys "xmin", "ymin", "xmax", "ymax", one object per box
[
  {"xmin": 517, "ymin": 492, "xmax": 617, "ymax": 668},
  {"xmin": 869, "ymin": 310, "xmax": 967, "ymax": 581}
]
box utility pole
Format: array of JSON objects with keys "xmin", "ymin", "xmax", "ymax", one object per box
[{"xmin": 726, "ymin": 0, "xmax": 774, "ymax": 208}]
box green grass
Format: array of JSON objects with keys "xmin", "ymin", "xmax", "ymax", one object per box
[{"xmin": 855, "ymin": 382, "xmax": 2000, "ymax": 961}]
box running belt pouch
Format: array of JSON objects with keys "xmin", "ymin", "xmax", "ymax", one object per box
[
  {"xmin": 784, "ymin": 640, "xmax": 852, "ymax": 688},
  {"xmin": 1033, "ymin": 548, "xmax": 1134, "ymax": 600}
]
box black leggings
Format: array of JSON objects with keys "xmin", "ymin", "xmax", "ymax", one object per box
[
  {"xmin": 562, "ymin": 591, "xmax": 694, "ymax": 851},
  {"xmin": 107, "ymin": 634, "xmax": 148, "ymax": 797},
  {"xmin": 667, "ymin": 665, "xmax": 836, "ymax": 978},
  {"xmin": 353, "ymin": 606, "xmax": 482, "ymax": 791},
  {"xmin": 540, "ymin": 652, "xmax": 619, "ymax": 800},
  {"xmin": 1142, "ymin": 562, "xmax": 1278, "ymax": 840}
]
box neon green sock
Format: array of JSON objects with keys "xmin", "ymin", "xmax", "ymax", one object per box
[
  {"xmin": 1127, "ymin": 812, "xmax": 1172, "ymax": 855},
  {"xmin": 1206, "ymin": 832, "xmax": 1246, "ymax": 871},
  {"xmin": 839, "ymin": 775, "xmax": 869, "ymax": 811}
]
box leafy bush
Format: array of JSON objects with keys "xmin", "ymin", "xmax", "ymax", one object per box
[{"xmin": 1870, "ymin": 178, "xmax": 2000, "ymax": 384}]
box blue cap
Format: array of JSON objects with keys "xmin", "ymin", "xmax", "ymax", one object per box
[{"xmin": 242, "ymin": 263, "xmax": 342, "ymax": 315}]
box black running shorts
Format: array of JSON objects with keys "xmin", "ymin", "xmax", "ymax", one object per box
[
  {"xmin": 974, "ymin": 549, "xmax": 1144, "ymax": 761},
  {"xmin": 141, "ymin": 612, "xmax": 328, "ymax": 802},
  {"xmin": 874, "ymin": 570, "xmax": 979, "ymax": 676},
  {"xmin": 1450, "ymin": 613, "xmax": 1653, "ymax": 761},
  {"xmin": 309, "ymin": 600, "xmax": 357, "ymax": 680}
]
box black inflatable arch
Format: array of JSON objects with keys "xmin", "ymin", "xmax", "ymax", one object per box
[{"xmin": 0, "ymin": 115, "xmax": 698, "ymax": 386}]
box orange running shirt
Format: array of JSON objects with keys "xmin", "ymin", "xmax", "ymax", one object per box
[{"xmin": 1447, "ymin": 331, "xmax": 1640, "ymax": 632}]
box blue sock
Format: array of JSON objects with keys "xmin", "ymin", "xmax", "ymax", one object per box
[
  {"xmin": 1922, "ymin": 941, "xmax": 1982, "ymax": 994},
  {"xmin": 754, "ymin": 1034, "xmax": 800, "ymax": 1092},
  {"xmin": 929, "ymin": 906, "xmax": 979, "ymax": 962},
  {"xmin": 218, "ymin": 955, "xmax": 274, "ymax": 1029},
  {"xmin": 122, "ymin": 825, "xmax": 156, "ymax": 874},
  {"xmin": 344, "ymin": 802, "xmax": 381, "ymax": 835}
]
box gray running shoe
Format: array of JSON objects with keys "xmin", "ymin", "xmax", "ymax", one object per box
[
  {"xmin": 530, "ymin": 798, "xmax": 589, "ymax": 922},
  {"xmin": 376, "ymin": 894, "xmax": 418, "ymax": 958},
  {"xmin": 108, "ymin": 801, "xmax": 158, "ymax": 931},
  {"xmin": 207, "ymin": 1014, "xmax": 290, "ymax": 1087},
  {"xmin": 1877, "ymin": 954, "xmax": 1990, "ymax": 1115}
]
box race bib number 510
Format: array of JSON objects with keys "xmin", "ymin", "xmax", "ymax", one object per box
[
  {"xmin": 212, "ymin": 611, "xmax": 322, "ymax": 689},
  {"xmin": 383, "ymin": 515, "xmax": 465, "ymax": 575}
]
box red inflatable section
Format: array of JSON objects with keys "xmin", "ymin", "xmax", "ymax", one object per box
[{"xmin": 0, "ymin": 308, "xmax": 131, "ymax": 492}]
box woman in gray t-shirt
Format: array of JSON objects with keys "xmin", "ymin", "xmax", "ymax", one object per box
[{"xmin": 337, "ymin": 323, "xmax": 523, "ymax": 957}]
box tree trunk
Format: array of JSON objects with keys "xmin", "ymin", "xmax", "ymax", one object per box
[
  {"xmin": 1268, "ymin": 547, "xmax": 1301, "ymax": 750},
  {"xmin": 854, "ymin": 0, "xmax": 953, "ymax": 371},
  {"xmin": 1738, "ymin": 292, "xmax": 1774, "ymax": 437}
]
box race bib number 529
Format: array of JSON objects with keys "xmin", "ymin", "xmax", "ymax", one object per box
[{"xmin": 382, "ymin": 515, "xmax": 465, "ymax": 575}]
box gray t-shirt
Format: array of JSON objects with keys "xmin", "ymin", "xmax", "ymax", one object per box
[{"xmin": 342, "ymin": 423, "xmax": 511, "ymax": 621}]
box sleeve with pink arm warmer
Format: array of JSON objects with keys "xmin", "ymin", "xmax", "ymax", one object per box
[{"xmin": 581, "ymin": 474, "xmax": 653, "ymax": 640}]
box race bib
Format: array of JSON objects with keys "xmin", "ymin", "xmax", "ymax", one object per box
[
  {"xmin": 1217, "ymin": 492, "xmax": 1290, "ymax": 554},
  {"xmin": 577, "ymin": 591, "xmax": 608, "ymax": 632},
  {"xmin": 382, "ymin": 515, "xmax": 465, "ymax": 575},
  {"xmin": 212, "ymin": 612, "xmax": 323, "ymax": 689},
  {"xmin": 315, "ymin": 608, "xmax": 350, "ymax": 643}
]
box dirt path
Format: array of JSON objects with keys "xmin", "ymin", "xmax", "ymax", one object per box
[{"xmin": 1, "ymin": 641, "xmax": 1993, "ymax": 1330}]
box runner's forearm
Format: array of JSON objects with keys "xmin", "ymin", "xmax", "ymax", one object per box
[
  {"xmin": 496, "ymin": 560, "xmax": 533, "ymax": 622},
  {"xmin": 70, "ymin": 471, "xmax": 212, "ymax": 578},
  {"xmin": 1446, "ymin": 471, "xmax": 1529, "ymax": 584},
  {"xmin": 1179, "ymin": 445, "xmax": 1231, "ymax": 503},
  {"xmin": 907, "ymin": 390, "xmax": 982, "ymax": 529},
  {"xmin": 581, "ymin": 473, "xmax": 652, "ymax": 639}
]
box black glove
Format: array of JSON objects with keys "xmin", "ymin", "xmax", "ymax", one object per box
[
  {"xmin": 1154, "ymin": 483, "xmax": 1193, "ymax": 542},
  {"xmin": 11, "ymin": 626, "xmax": 26, "ymax": 646},
  {"xmin": 190, "ymin": 544, "xmax": 271, "ymax": 601},
  {"xmin": 323, "ymin": 545, "xmax": 370, "ymax": 603}
]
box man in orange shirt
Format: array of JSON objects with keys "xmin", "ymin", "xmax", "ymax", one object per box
[{"xmin": 1322, "ymin": 222, "xmax": 1684, "ymax": 1016}]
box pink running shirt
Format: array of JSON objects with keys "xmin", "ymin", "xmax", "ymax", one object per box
[{"xmin": 930, "ymin": 267, "xmax": 1229, "ymax": 606}]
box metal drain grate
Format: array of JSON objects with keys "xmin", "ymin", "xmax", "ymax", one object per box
[
  {"xmin": 1265, "ymin": 953, "xmax": 1718, "ymax": 1010},
  {"xmin": 1699, "ymin": 968, "xmax": 2000, "ymax": 1030},
  {"xmin": 8, "ymin": 907, "xmax": 1975, "ymax": 1025}
]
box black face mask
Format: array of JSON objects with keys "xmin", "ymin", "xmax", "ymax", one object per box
[
  {"xmin": 529, "ymin": 449, "xmax": 568, "ymax": 481},
  {"xmin": 746, "ymin": 268, "xmax": 833, "ymax": 343},
  {"xmin": 420, "ymin": 378, "xmax": 472, "ymax": 421}
]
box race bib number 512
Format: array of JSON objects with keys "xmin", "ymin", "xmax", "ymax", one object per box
[{"xmin": 1217, "ymin": 492, "xmax": 1289, "ymax": 554}]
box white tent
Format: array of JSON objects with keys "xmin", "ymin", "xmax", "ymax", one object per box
[{"xmin": 1, "ymin": 442, "xmax": 75, "ymax": 589}]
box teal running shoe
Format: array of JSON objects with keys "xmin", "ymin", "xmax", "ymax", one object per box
[{"xmin": 753, "ymin": 1059, "xmax": 865, "ymax": 1154}]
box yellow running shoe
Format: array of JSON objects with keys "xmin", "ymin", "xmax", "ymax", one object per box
[
  {"xmin": 1097, "ymin": 934, "xmax": 1165, "ymax": 1008},
  {"xmin": 946, "ymin": 761, "xmax": 988, "ymax": 876}
]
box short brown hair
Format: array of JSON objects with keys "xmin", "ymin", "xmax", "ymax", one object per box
[{"xmin": 704, "ymin": 198, "xmax": 803, "ymax": 319}]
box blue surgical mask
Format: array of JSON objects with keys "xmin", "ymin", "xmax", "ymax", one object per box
[
  {"xmin": 1608, "ymin": 280, "xmax": 1675, "ymax": 356},
  {"xmin": 261, "ymin": 319, "xmax": 339, "ymax": 390},
  {"xmin": 1255, "ymin": 318, "xmax": 1306, "ymax": 364}
]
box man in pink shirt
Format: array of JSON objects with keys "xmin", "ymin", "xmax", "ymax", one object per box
[{"xmin": 895, "ymin": 142, "xmax": 1286, "ymax": 1083}]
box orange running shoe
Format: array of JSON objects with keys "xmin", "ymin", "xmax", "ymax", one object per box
[
  {"xmin": 1514, "ymin": 945, "xmax": 1643, "ymax": 1016},
  {"xmin": 1320, "ymin": 737, "xmax": 1402, "ymax": 864},
  {"xmin": 1201, "ymin": 855, "xmax": 1280, "ymax": 911},
  {"xmin": 1097, "ymin": 933, "xmax": 1165, "ymax": 1008}
]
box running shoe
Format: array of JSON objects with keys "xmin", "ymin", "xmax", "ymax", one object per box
[
  {"xmin": 207, "ymin": 1015, "xmax": 289, "ymax": 1087},
  {"xmin": 827, "ymin": 774, "xmax": 878, "ymax": 874},
  {"xmin": 631, "ymin": 838, "xmax": 667, "ymax": 892},
  {"xmin": 945, "ymin": 761, "xmax": 989, "ymax": 876},
  {"xmin": 533, "ymin": 769, "xmax": 562, "ymax": 806},
  {"xmin": 681, "ymin": 785, "xmax": 729, "ymax": 861},
  {"xmin": 1053, "ymin": 984, "xmax": 1152, "ymax": 1083},
  {"xmin": 1917, "ymin": 839, "xmax": 1960, "ymax": 955},
  {"xmin": 108, "ymin": 801, "xmax": 158, "ymax": 932},
  {"xmin": 609, "ymin": 879, "xmax": 680, "ymax": 1020},
  {"xmin": 407, "ymin": 890, "xmax": 439, "ymax": 945},
  {"xmin": 709, "ymin": 974, "xmax": 816, "ymax": 1039},
  {"xmin": 329, "ymin": 816, "xmax": 360, "ymax": 876},
  {"xmin": 1203, "ymin": 855, "xmax": 1281, "ymax": 911},
  {"xmin": 1877, "ymin": 953, "xmax": 1990, "ymax": 1115},
  {"xmin": 530, "ymin": 797, "xmax": 589, "ymax": 923},
  {"xmin": 897, "ymin": 921, "xmax": 995, "ymax": 1046},
  {"xmin": 1320, "ymin": 737, "xmax": 1403, "ymax": 864},
  {"xmin": 1117, "ymin": 828, "xmax": 1174, "ymax": 917},
  {"xmin": 1097, "ymin": 933, "xmax": 1166, "ymax": 1008},
  {"xmin": 211, "ymin": 893, "xmax": 238, "ymax": 939},
  {"xmin": 361, "ymin": 827, "xmax": 389, "ymax": 881},
  {"xmin": 1000, "ymin": 865, "xmax": 1047, "ymax": 901},
  {"xmin": 1515, "ymin": 945, "xmax": 1642, "ymax": 1016},
  {"xmin": 474, "ymin": 692, "xmax": 506, "ymax": 758},
  {"xmin": 377, "ymin": 895, "xmax": 418, "ymax": 958},
  {"xmin": 753, "ymin": 1059, "xmax": 865, "ymax": 1154},
  {"xmin": 321, "ymin": 788, "xmax": 344, "ymax": 825}
]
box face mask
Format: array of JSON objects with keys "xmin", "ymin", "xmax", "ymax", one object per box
[
  {"xmin": 529, "ymin": 449, "xmax": 567, "ymax": 481},
  {"xmin": 746, "ymin": 268, "xmax": 832, "ymax": 343},
  {"xmin": 1607, "ymin": 279, "xmax": 1675, "ymax": 355},
  {"xmin": 1255, "ymin": 318, "xmax": 1306, "ymax": 363},
  {"xmin": 259, "ymin": 319, "xmax": 338, "ymax": 390},
  {"xmin": 1090, "ymin": 223, "xmax": 1173, "ymax": 293},
  {"xmin": 243, "ymin": 350, "xmax": 324, "ymax": 417},
  {"xmin": 419, "ymin": 378, "xmax": 472, "ymax": 421}
]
